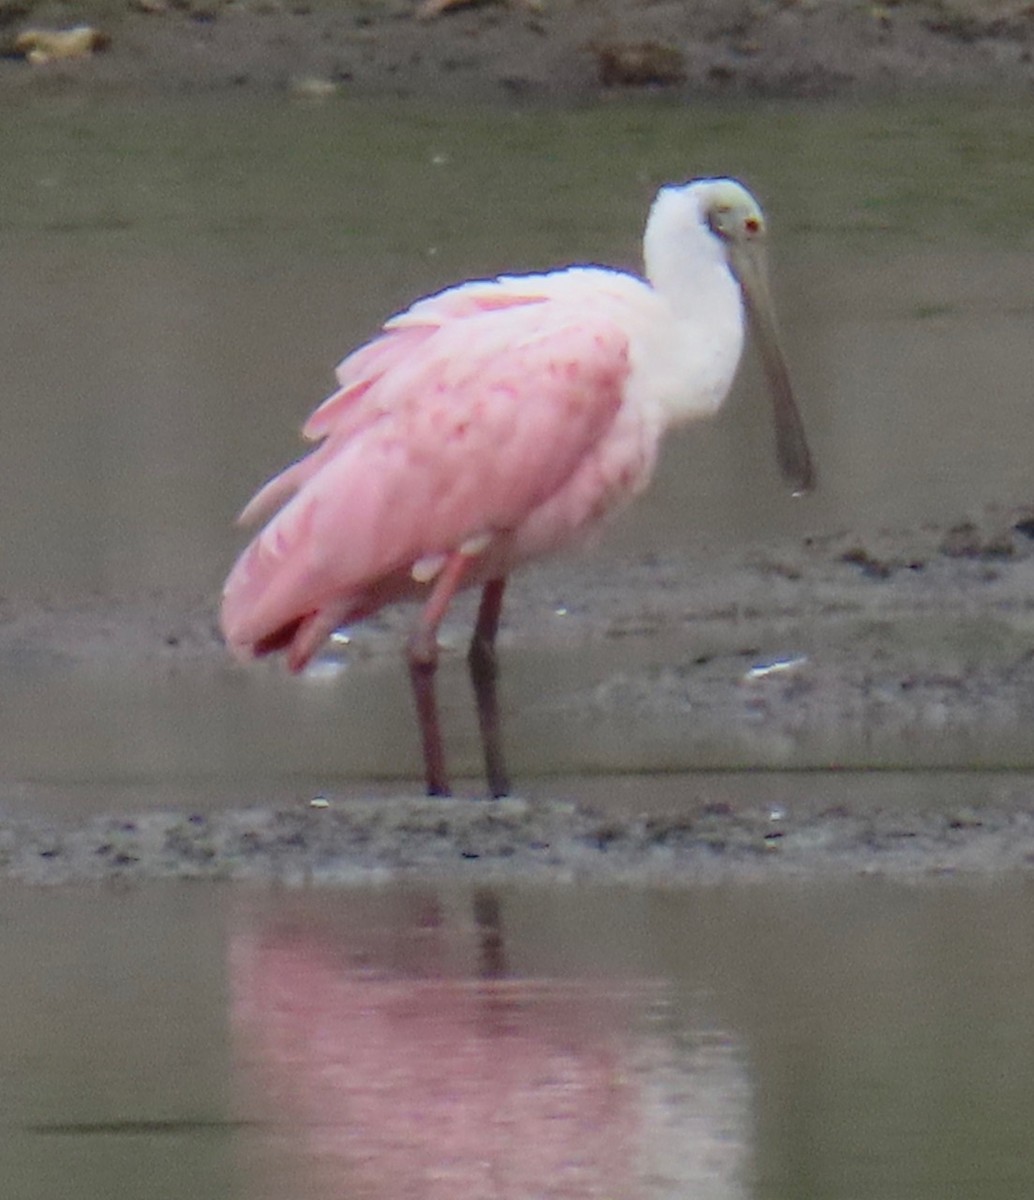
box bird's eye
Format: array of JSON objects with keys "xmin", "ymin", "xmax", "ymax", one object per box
[
  {"xmin": 744, "ymin": 215, "xmax": 761, "ymax": 235},
  {"xmin": 706, "ymin": 205, "xmax": 732, "ymax": 238}
]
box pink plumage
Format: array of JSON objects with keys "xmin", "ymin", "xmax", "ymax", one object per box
[
  {"xmin": 222, "ymin": 272, "xmax": 653, "ymax": 670},
  {"xmin": 221, "ymin": 179, "xmax": 814, "ymax": 796}
]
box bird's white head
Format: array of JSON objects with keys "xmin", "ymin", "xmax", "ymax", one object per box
[
  {"xmin": 644, "ymin": 177, "xmax": 815, "ymax": 495},
  {"xmin": 644, "ymin": 178, "xmax": 763, "ymax": 276}
]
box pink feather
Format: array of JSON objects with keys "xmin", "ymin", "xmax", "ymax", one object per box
[{"xmin": 221, "ymin": 272, "xmax": 654, "ymax": 671}]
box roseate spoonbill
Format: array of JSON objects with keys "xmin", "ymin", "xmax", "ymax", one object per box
[{"xmin": 221, "ymin": 177, "xmax": 814, "ymax": 798}]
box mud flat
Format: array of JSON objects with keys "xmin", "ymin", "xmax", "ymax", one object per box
[
  {"xmin": 2, "ymin": 0, "xmax": 1034, "ymax": 102},
  {"xmin": 3, "ymin": 506, "xmax": 1034, "ymax": 884}
]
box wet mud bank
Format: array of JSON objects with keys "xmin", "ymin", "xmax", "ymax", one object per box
[
  {"xmin": 3, "ymin": 0, "xmax": 1034, "ymax": 101},
  {"xmin": 7, "ymin": 789, "xmax": 1034, "ymax": 886},
  {"xmin": 4, "ymin": 506, "xmax": 1034, "ymax": 883}
]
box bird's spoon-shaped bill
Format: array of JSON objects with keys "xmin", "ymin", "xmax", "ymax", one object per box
[{"xmin": 726, "ymin": 236, "xmax": 815, "ymax": 497}]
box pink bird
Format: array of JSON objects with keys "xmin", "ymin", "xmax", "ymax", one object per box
[{"xmin": 221, "ymin": 177, "xmax": 814, "ymax": 799}]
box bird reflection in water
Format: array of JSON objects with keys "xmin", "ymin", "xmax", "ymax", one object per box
[{"xmin": 230, "ymin": 890, "xmax": 750, "ymax": 1199}]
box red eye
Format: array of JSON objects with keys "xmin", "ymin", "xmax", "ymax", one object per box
[{"xmin": 744, "ymin": 216, "xmax": 760, "ymax": 234}]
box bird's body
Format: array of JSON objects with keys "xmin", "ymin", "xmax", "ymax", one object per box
[
  {"xmin": 223, "ymin": 265, "xmax": 742, "ymax": 670},
  {"xmin": 222, "ymin": 178, "xmax": 814, "ymax": 797}
]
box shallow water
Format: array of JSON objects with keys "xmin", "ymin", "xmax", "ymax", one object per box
[
  {"xmin": 3, "ymin": 878, "xmax": 1034, "ymax": 1200},
  {"xmin": 3, "ymin": 96, "xmax": 1034, "ymax": 599},
  {"xmin": 4, "ymin": 95, "xmax": 1034, "ymax": 786},
  {"xmin": 2, "ymin": 95, "xmax": 1034, "ymax": 1198}
]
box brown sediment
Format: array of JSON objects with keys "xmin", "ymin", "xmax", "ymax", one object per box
[{"xmin": 1, "ymin": 0, "xmax": 1034, "ymax": 101}]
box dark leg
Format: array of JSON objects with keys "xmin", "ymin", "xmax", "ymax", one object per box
[
  {"xmin": 407, "ymin": 627, "xmax": 450, "ymax": 796},
  {"xmin": 467, "ymin": 578, "xmax": 510, "ymax": 799},
  {"xmin": 406, "ymin": 553, "xmax": 470, "ymax": 797},
  {"xmin": 473, "ymin": 888, "xmax": 506, "ymax": 978}
]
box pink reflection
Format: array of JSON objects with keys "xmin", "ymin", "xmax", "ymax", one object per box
[{"xmin": 230, "ymin": 894, "xmax": 647, "ymax": 1198}]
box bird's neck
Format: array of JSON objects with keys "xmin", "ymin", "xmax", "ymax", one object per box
[
  {"xmin": 642, "ymin": 204, "xmax": 742, "ymax": 329},
  {"xmin": 638, "ymin": 191, "xmax": 746, "ymax": 426}
]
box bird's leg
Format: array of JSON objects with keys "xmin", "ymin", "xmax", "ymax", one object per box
[
  {"xmin": 407, "ymin": 552, "xmax": 470, "ymax": 797},
  {"xmin": 473, "ymin": 887, "xmax": 506, "ymax": 979},
  {"xmin": 468, "ymin": 578, "xmax": 510, "ymax": 799}
]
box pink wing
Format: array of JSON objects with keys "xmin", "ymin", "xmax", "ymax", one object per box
[
  {"xmin": 236, "ymin": 284, "xmax": 551, "ymax": 528},
  {"xmin": 221, "ymin": 284, "xmax": 631, "ymax": 670}
]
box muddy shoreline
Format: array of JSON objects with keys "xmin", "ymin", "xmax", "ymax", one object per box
[
  {"xmin": 3, "ymin": 0, "xmax": 1034, "ymax": 102},
  {"xmin": 8, "ymin": 788, "xmax": 1034, "ymax": 886},
  {"xmin": 4, "ymin": 507, "xmax": 1034, "ymax": 884}
]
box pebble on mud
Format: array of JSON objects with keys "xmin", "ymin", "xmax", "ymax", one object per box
[
  {"xmin": 591, "ymin": 39, "xmax": 686, "ymax": 87},
  {"xmin": 416, "ymin": 0, "xmax": 543, "ymax": 19},
  {"xmin": 14, "ymin": 25, "xmax": 110, "ymax": 63},
  {"xmin": 289, "ymin": 74, "xmax": 339, "ymax": 99}
]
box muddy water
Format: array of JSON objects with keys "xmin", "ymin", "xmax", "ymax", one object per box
[
  {"xmin": 2, "ymin": 93, "xmax": 1034, "ymax": 1200},
  {"xmin": 3, "ymin": 96, "xmax": 1034, "ymax": 788},
  {"xmin": 3, "ymin": 97, "xmax": 1034, "ymax": 599},
  {"xmin": 3, "ymin": 879, "xmax": 1034, "ymax": 1200}
]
